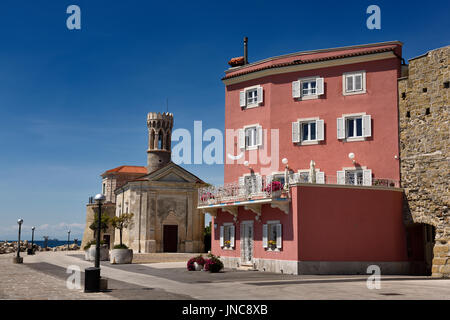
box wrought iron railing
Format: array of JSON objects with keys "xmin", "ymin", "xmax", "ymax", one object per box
[{"xmin": 198, "ymin": 173, "xmax": 399, "ymax": 207}]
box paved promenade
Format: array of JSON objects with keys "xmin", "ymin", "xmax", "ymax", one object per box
[{"xmin": 0, "ymin": 252, "xmax": 449, "ymax": 300}]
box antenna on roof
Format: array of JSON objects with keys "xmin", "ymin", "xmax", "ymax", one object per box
[
  {"xmin": 244, "ymin": 36, "xmax": 248, "ymax": 65},
  {"xmin": 166, "ymin": 98, "xmax": 168, "ymax": 112}
]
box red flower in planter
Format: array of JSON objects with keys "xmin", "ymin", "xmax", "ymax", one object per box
[
  {"xmin": 264, "ymin": 181, "xmax": 283, "ymax": 193},
  {"xmin": 187, "ymin": 255, "xmax": 206, "ymax": 271}
]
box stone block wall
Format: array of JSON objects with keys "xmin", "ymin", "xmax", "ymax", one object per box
[{"xmin": 398, "ymin": 45, "xmax": 449, "ymax": 277}]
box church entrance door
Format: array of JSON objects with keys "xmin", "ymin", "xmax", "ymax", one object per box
[{"xmin": 163, "ymin": 225, "xmax": 178, "ymax": 252}]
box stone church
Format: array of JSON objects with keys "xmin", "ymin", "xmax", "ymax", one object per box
[{"xmin": 81, "ymin": 112, "xmax": 206, "ymax": 253}]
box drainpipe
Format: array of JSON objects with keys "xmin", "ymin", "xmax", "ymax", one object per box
[
  {"xmin": 138, "ymin": 181, "xmax": 142, "ymax": 253},
  {"xmin": 244, "ymin": 37, "xmax": 248, "ymax": 65}
]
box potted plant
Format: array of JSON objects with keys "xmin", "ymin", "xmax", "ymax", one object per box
[
  {"xmin": 268, "ymin": 240, "xmax": 277, "ymax": 250},
  {"xmin": 264, "ymin": 180, "xmax": 283, "ymax": 197},
  {"xmin": 84, "ymin": 240, "xmax": 109, "ymax": 261},
  {"xmin": 187, "ymin": 255, "xmax": 206, "ymax": 271},
  {"xmin": 85, "ymin": 212, "xmax": 111, "ymax": 261},
  {"xmin": 204, "ymin": 253, "xmax": 224, "ymax": 273},
  {"xmin": 110, "ymin": 213, "xmax": 134, "ymax": 264},
  {"xmin": 224, "ymin": 240, "xmax": 231, "ymax": 248}
]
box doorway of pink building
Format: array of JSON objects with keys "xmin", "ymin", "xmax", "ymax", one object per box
[{"xmin": 240, "ymin": 221, "xmax": 254, "ymax": 265}]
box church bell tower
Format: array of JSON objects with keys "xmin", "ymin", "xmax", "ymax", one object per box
[{"xmin": 146, "ymin": 112, "xmax": 173, "ymax": 173}]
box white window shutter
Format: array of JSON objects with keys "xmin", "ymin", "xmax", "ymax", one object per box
[
  {"xmin": 337, "ymin": 117, "xmax": 345, "ymax": 139},
  {"xmin": 316, "ymin": 77, "xmax": 324, "ymax": 95},
  {"xmin": 337, "ymin": 171, "xmax": 345, "ymax": 185},
  {"xmin": 238, "ymin": 129, "xmax": 245, "ymax": 149},
  {"xmin": 362, "ymin": 115, "xmax": 372, "ymax": 137},
  {"xmin": 239, "ymin": 91, "xmax": 246, "ymax": 107},
  {"xmin": 292, "ymin": 80, "xmax": 301, "ymax": 98},
  {"xmin": 265, "ymin": 175, "xmax": 272, "ymax": 187},
  {"xmin": 256, "ymin": 174, "xmax": 263, "ymax": 192},
  {"xmin": 230, "ymin": 225, "xmax": 235, "ymax": 248},
  {"xmin": 257, "ymin": 86, "xmax": 263, "ymax": 104},
  {"xmin": 292, "ymin": 122, "xmax": 300, "ymax": 143},
  {"xmin": 316, "ymin": 171, "xmax": 325, "ymax": 184},
  {"xmin": 276, "ymin": 224, "xmax": 282, "ymax": 248},
  {"xmin": 363, "ymin": 169, "xmax": 372, "ymax": 186},
  {"xmin": 256, "ymin": 126, "xmax": 263, "ymax": 146},
  {"xmin": 316, "ymin": 119, "xmax": 324, "ymax": 141},
  {"xmin": 262, "ymin": 224, "xmax": 268, "ymax": 248},
  {"xmin": 220, "ymin": 226, "xmax": 224, "ymax": 247}
]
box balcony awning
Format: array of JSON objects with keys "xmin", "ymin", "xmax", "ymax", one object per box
[{"xmin": 198, "ymin": 197, "xmax": 290, "ymax": 220}]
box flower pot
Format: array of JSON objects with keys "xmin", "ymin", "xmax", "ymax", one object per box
[
  {"xmin": 110, "ymin": 248, "xmax": 133, "ymax": 264},
  {"xmin": 271, "ymin": 190, "xmax": 282, "ymax": 198},
  {"xmin": 85, "ymin": 246, "xmax": 109, "ymax": 261},
  {"xmin": 193, "ymin": 262, "xmax": 203, "ymax": 271}
]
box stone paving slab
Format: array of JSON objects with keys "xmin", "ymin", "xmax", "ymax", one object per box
[
  {"xmin": 2, "ymin": 252, "xmax": 450, "ymax": 300},
  {"xmin": 0, "ymin": 254, "xmax": 112, "ymax": 300}
]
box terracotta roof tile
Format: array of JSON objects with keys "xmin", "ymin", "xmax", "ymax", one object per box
[
  {"xmin": 102, "ymin": 165, "xmax": 147, "ymax": 175},
  {"xmin": 222, "ymin": 46, "xmax": 398, "ymax": 81}
]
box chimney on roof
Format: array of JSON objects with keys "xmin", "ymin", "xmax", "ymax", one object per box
[{"xmin": 244, "ymin": 37, "xmax": 248, "ymax": 65}]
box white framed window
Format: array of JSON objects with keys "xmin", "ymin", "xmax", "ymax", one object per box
[
  {"xmin": 240, "ymin": 85, "xmax": 263, "ymax": 108},
  {"xmin": 337, "ymin": 113, "xmax": 371, "ymax": 141},
  {"xmin": 220, "ymin": 223, "xmax": 235, "ymax": 249},
  {"xmin": 337, "ymin": 168, "xmax": 372, "ymax": 186},
  {"xmin": 263, "ymin": 221, "xmax": 282, "ymax": 250},
  {"xmin": 292, "ymin": 118, "xmax": 324, "ymax": 145},
  {"xmin": 292, "ymin": 77, "xmax": 324, "ymax": 100},
  {"xmin": 239, "ymin": 173, "xmax": 263, "ymax": 195},
  {"xmin": 245, "ymin": 126, "xmax": 257, "ymax": 148},
  {"xmin": 343, "ymin": 71, "xmax": 366, "ymax": 95},
  {"xmin": 239, "ymin": 124, "xmax": 263, "ymax": 150},
  {"xmin": 292, "ymin": 170, "xmax": 325, "ymax": 184}
]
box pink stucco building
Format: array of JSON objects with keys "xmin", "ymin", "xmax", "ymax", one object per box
[{"xmin": 198, "ymin": 41, "xmax": 416, "ymax": 274}]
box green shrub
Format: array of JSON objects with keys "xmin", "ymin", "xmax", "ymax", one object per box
[
  {"xmin": 113, "ymin": 244, "xmax": 129, "ymax": 249},
  {"xmin": 83, "ymin": 240, "xmax": 105, "ymax": 250}
]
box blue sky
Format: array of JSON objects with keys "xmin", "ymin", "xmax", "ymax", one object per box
[{"xmin": 0, "ymin": 0, "xmax": 448, "ymax": 240}]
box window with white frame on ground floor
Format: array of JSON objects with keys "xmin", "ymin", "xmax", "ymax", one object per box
[
  {"xmin": 343, "ymin": 71, "xmax": 366, "ymax": 95},
  {"xmin": 263, "ymin": 222, "xmax": 282, "ymax": 250},
  {"xmin": 292, "ymin": 118, "xmax": 324, "ymax": 144},
  {"xmin": 337, "ymin": 169, "xmax": 372, "ymax": 186},
  {"xmin": 337, "ymin": 114, "xmax": 371, "ymax": 140},
  {"xmin": 219, "ymin": 224, "xmax": 235, "ymax": 249},
  {"xmin": 240, "ymin": 86, "xmax": 263, "ymax": 108}
]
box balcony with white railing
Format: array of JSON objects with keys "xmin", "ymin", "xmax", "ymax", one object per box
[{"xmin": 198, "ymin": 173, "xmax": 399, "ymax": 213}]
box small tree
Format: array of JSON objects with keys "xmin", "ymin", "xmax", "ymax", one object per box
[
  {"xmin": 89, "ymin": 212, "xmax": 110, "ymax": 239},
  {"xmin": 111, "ymin": 213, "xmax": 134, "ymax": 248}
]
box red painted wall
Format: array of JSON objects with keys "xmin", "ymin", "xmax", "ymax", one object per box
[
  {"xmin": 211, "ymin": 203, "xmax": 299, "ymax": 261},
  {"xmin": 211, "ymin": 185, "xmax": 407, "ymax": 262},
  {"xmin": 224, "ymin": 45, "xmax": 402, "ymax": 185},
  {"xmin": 296, "ymin": 185, "xmax": 407, "ymax": 261}
]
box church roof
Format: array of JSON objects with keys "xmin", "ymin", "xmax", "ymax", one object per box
[
  {"xmin": 133, "ymin": 162, "xmax": 205, "ymax": 184},
  {"xmin": 101, "ymin": 165, "xmax": 147, "ymax": 176}
]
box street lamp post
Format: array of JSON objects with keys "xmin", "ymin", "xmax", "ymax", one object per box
[
  {"xmin": 67, "ymin": 230, "xmax": 71, "ymax": 251},
  {"xmin": 84, "ymin": 193, "xmax": 106, "ymax": 293},
  {"xmin": 14, "ymin": 219, "xmax": 24, "ymax": 264},
  {"xmin": 28, "ymin": 227, "xmax": 35, "ymax": 255}
]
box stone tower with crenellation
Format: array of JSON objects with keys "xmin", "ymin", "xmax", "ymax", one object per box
[{"xmin": 146, "ymin": 112, "xmax": 173, "ymax": 173}]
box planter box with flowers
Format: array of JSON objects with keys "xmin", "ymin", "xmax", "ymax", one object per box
[
  {"xmin": 200, "ymin": 192, "xmax": 216, "ymax": 204},
  {"xmin": 187, "ymin": 255, "xmax": 206, "ymax": 271},
  {"xmin": 223, "ymin": 240, "xmax": 231, "ymax": 249},
  {"xmin": 267, "ymin": 240, "xmax": 277, "ymax": 251},
  {"xmin": 187, "ymin": 254, "xmax": 224, "ymax": 273},
  {"xmin": 264, "ymin": 180, "xmax": 283, "ymax": 198}
]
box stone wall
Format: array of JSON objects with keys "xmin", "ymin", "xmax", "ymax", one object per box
[{"xmin": 398, "ymin": 45, "xmax": 449, "ymax": 277}]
